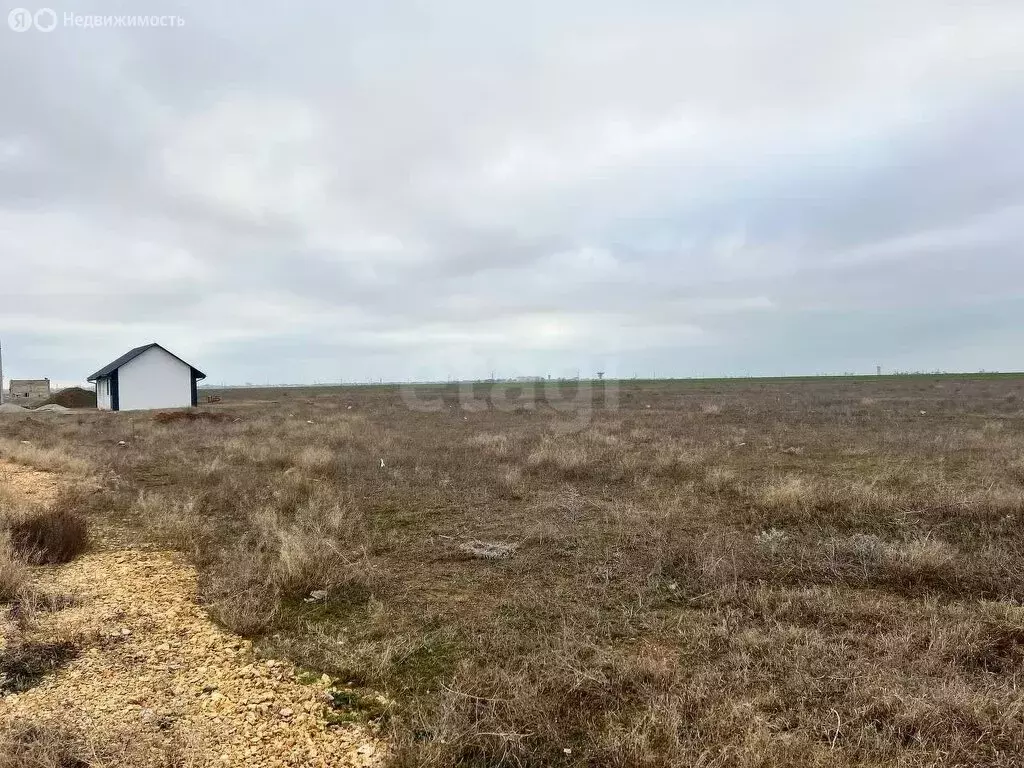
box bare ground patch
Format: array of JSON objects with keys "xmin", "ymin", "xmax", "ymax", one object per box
[
  {"xmin": 0, "ymin": 460, "xmax": 384, "ymax": 767},
  {"xmin": 0, "ymin": 461, "xmax": 61, "ymax": 508}
]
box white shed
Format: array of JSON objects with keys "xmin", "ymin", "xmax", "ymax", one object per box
[{"xmin": 87, "ymin": 343, "xmax": 206, "ymax": 412}]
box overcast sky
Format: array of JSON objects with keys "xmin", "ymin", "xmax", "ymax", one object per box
[{"xmin": 2, "ymin": 1, "xmax": 1023, "ymax": 385}]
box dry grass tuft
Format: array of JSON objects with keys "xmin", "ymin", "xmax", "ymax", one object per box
[
  {"xmin": 293, "ymin": 446, "xmax": 336, "ymax": 472},
  {"xmin": 0, "ymin": 638, "xmax": 81, "ymax": 695},
  {"xmin": 202, "ymin": 490, "xmax": 376, "ymax": 636},
  {"xmin": 203, "ymin": 541, "xmax": 283, "ymax": 636},
  {"xmin": 887, "ymin": 535, "xmax": 957, "ymax": 577},
  {"xmin": 131, "ymin": 492, "xmax": 205, "ymax": 555},
  {"xmin": 0, "ymin": 536, "xmax": 29, "ymax": 602},
  {"xmin": 702, "ymin": 465, "xmax": 738, "ymax": 493},
  {"xmin": 496, "ymin": 466, "xmax": 527, "ymax": 499},
  {"xmin": 0, "ymin": 721, "xmax": 90, "ymax": 768},
  {"xmin": 6, "ymin": 589, "xmax": 78, "ymax": 630},
  {"xmin": 458, "ymin": 540, "xmax": 518, "ymax": 560},
  {"xmin": 760, "ymin": 474, "xmax": 818, "ymax": 513},
  {"xmin": 468, "ymin": 433, "xmax": 514, "ymax": 458},
  {"xmin": 2, "ymin": 496, "xmax": 88, "ymax": 566},
  {"xmin": 525, "ymin": 438, "xmax": 592, "ymax": 478}
]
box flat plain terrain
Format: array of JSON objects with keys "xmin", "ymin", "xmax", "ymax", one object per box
[{"xmin": 4, "ymin": 375, "xmax": 1024, "ymax": 766}]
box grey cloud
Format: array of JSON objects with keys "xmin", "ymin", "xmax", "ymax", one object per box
[{"xmin": 2, "ymin": 0, "xmax": 1023, "ymax": 384}]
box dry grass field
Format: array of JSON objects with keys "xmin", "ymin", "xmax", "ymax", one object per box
[{"xmin": 3, "ymin": 375, "xmax": 1024, "ymax": 766}]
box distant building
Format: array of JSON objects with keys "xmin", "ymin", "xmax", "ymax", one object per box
[
  {"xmin": 8, "ymin": 378, "xmax": 50, "ymax": 402},
  {"xmin": 87, "ymin": 343, "xmax": 206, "ymax": 412}
]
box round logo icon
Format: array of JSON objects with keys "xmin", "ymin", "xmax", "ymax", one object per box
[
  {"xmin": 8, "ymin": 8, "xmax": 34, "ymax": 31},
  {"xmin": 33, "ymin": 7, "xmax": 56, "ymax": 31}
]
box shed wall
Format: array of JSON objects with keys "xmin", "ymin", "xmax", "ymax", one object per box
[{"xmin": 116, "ymin": 347, "xmax": 193, "ymax": 411}]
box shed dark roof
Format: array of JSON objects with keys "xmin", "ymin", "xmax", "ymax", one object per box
[{"xmin": 87, "ymin": 343, "xmax": 206, "ymax": 382}]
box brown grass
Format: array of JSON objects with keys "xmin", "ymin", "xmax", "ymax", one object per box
[
  {"xmin": 0, "ymin": 484, "xmax": 89, "ymax": 602},
  {"xmin": 0, "ymin": 717, "xmax": 188, "ymax": 768},
  {"xmin": 0, "ymin": 721, "xmax": 90, "ymax": 768},
  {"xmin": 3, "ymin": 376, "xmax": 1024, "ymax": 766},
  {"xmin": 0, "ymin": 638, "xmax": 81, "ymax": 695},
  {"xmin": 0, "ymin": 536, "xmax": 29, "ymax": 602},
  {"xmin": 0, "ymin": 441, "xmax": 89, "ymax": 477},
  {"xmin": 1, "ymin": 491, "xmax": 89, "ymax": 566}
]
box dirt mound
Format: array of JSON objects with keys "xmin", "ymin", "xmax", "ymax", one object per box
[
  {"xmin": 33, "ymin": 404, "xmax": 71, "ymax": 413},
  {"xmin": 152, "ymin": 411, "xmax": 230, "ymax": 425},
  {"xmin": 0, "ymin": 403, "xmax": 28, "ymax": 413},
  {"xmin": 39, "ymin": 388, "xmax": 96, "ymax": 409}
]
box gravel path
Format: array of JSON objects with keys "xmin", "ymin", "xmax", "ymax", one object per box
[{"xmin": 0, "ymin": 461, "xmax": 385, "ymax": 766}]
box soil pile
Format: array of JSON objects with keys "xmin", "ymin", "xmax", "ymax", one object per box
[
  {"xmin": 41, "ymin": 388, "xmax": 96, "ymax": 409},
  {"xmin": 152, "ymin": 411, "xmax": 229, "ymax": 425}
]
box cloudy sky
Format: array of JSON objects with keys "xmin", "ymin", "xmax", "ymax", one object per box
[{"xmin": 2, "ymin": 1, "xmax": 1023, "ymax": 385}]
